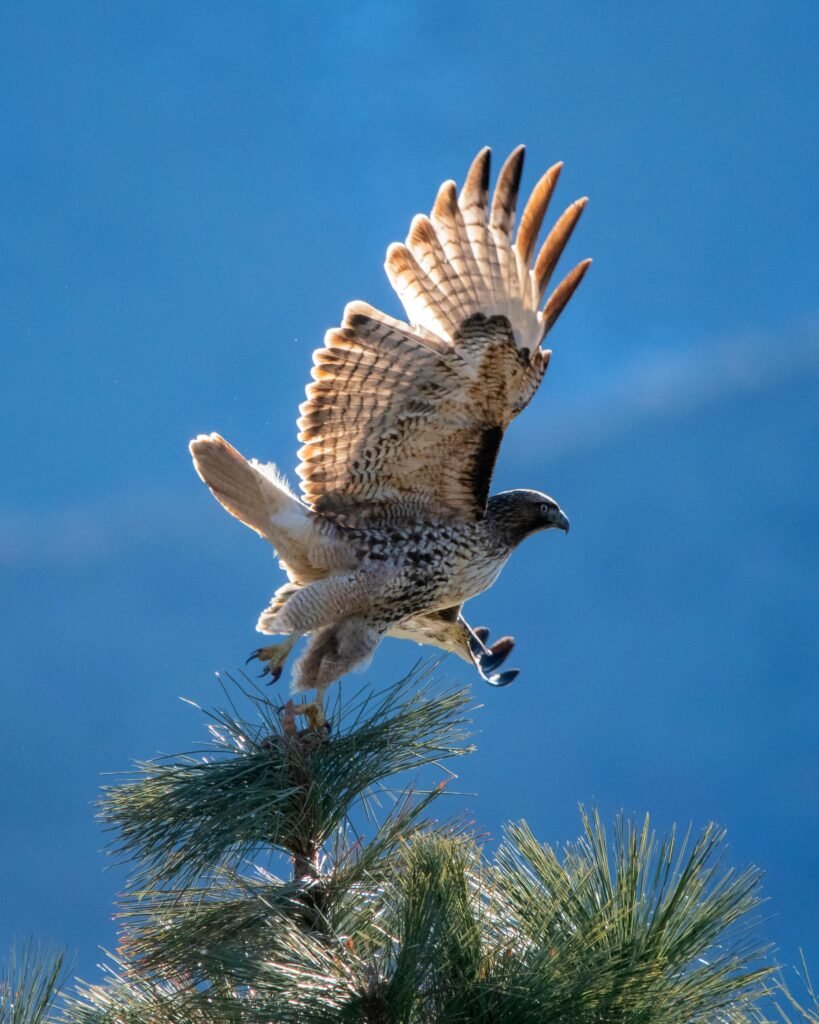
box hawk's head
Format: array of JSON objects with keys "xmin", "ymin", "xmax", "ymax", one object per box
[{"xmin": 487, "ymin": 489, "xmax": 570, "ymax": 547}]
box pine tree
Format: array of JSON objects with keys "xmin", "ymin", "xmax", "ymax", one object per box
[
  {"xmin": 4, "ymin": 664, "xmax": 814, "ymax": 1023},
  {"xmin": 0, "ymin": 943, "xmax": 66, "ymax": 1024}
]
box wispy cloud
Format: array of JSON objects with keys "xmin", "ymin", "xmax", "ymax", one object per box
[
  {"xmin": 522, "ymin": 317, "xmax": 819, "ymax": 461},
  {"xmin": 2, "ymin": 319, "xmax": 817, "ymax": 569},
  {"xmin": 0, "ymin": 490, "xmax": 202, "ymax": 570}
]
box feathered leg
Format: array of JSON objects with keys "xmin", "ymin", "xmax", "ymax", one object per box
[
  {"xmin": 249, "ymin": 567, "xmax": 393, "ymax": 708},
  {"xmin": 256, "ymin": 567, "xmax": 393, "ymax": 635},
  {"xmin": 389, "ymin": 608, "xmax": 519, "ymax": 687},
  {"xmin": 247, "ymin": 633, "xmax": 300, "ymax": 683},
  {"xmin": 290, "ymin": 618, "xmax": 385, "ymax": 728}
]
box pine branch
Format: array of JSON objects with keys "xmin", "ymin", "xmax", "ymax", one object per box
[
  {"xmin": 370, "ymin": 832, "xmax": 488, "ymax": 1023},
  {"xmin": 59, "ymin": 666, "xmax": 787, "ymax": 1024},
  {"xmin": 772, "ymin": 953, "xmax": 819, "ymax": 1023},
  {"xmin": 112, "ymin": 784, "xmax": 445, "ymax": 986},
  {"xmin": 0, "ymin": 942, "xmax": 67, "ymax": 1024},
  {"xmin": 489, "ymin": 809, "xmax": 772, "ymax": 1023},
  {"xmin": 101, "ymin": 663, "xmax": 472, "ymax": 887}
]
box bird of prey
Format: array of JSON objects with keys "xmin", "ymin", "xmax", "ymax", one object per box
[{"xmin": 190, "ymin": 146, "xmax": 589, "ymax": 727}]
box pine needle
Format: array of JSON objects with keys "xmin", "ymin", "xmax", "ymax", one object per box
[{"xmin": 0, "ymin": 942, "xmax": 67, "ymax": 1024}]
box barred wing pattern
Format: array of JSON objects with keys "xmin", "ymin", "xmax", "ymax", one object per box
[{"xmin": 296, "ymin": 146, "xmax": 590, "ymax": 525}]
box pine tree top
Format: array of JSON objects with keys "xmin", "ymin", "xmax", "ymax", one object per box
[{"xmin": 4, "ymin": 665, "xmax": 816, "ymax": 1023}]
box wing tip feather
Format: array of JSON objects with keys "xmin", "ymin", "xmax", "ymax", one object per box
[
  {"xmin": 432, "ymin": 179, "xmax": 458, "ymax": 219},
  {"xmin": 462, "ymin": 146, "xmax": 491, "ymax": 199},
  {"xmin": 533, "ymin": 197, "xmax": 589, "ymax": 297},
  {"xmin": 514, "ymin": 161, "xmax": 565, "ymax": 265},
  {"xmin": 541, "ymin": 258, "xmax": 593, "ymax": 335}
]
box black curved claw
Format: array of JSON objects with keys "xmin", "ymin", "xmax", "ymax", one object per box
[
  {"xmin": 479, "ymin": 636, "xmax": 515, "ymax": 675},
  {"xmin": 247, "ymin": 648, "xmax": 284, "ymax": 685},
  {"xmin": 262, "ymin": 665, "xmax": 283, "ymax": 685},
  {"xmin": 472, "ymin": 626, "xmax": 490, "ymax": 644},
  {"xmin": 468, "ymin": 632, "xmax": 487, "ymax": 659},
  {"xmin": 485, "ymin": 668, "xmax": 519, "ymax": 688}
]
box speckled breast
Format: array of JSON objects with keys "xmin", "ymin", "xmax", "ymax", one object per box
[{"xmin": 347, "ymin": 518, "xmax": 511, "ymax": 621}]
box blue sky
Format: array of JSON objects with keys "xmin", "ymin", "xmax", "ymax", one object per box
[{"xmin": 1, "ymin": 0, "xmax": 818, "ymax": 988}]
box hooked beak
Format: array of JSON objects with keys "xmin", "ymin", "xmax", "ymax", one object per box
[{"xmin": 552, "ymin": 508, "xmax": 570, "ymax": 534}]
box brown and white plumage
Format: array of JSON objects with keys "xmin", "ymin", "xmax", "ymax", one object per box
[
  {"xmin": 191, "ymin": 146, "xmax": 589, "ymax": 725},
  {"xmin": 297, "ymin": 145, "xmax": 589, "ymax": 526}
]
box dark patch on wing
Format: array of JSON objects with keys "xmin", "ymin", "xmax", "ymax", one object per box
[
  {"xmin": 434, "ymin": 604, "xmax": 461, "ymax": 623},
  {"xmin": 471, "ymin": 425, "xmax": 504, "ymax": 514},
  {"xmin": 458, "ymin": 312, "xmax": 514, "ymax": 334}
]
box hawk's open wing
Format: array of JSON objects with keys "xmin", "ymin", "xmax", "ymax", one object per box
[{"xmin": 297, "ymin": 147, "xmax": 590, "ymax": 525}]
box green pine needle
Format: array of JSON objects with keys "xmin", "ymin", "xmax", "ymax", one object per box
[
  {"xmin": 0, "ymin": 942, "xmax": 67, "ymax": 1024},
  {"xmin": 489, "ymin": 808, "xmax": 772, "ymax": 1023},
  {"xmin": 101, "ymin": 663, "xmax": 473, "ymax": 886},
  {"xmin": 55, "ymin": 668, "xmax": 793, "ymax": 1024}
]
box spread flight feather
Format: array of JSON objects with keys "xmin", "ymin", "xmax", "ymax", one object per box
[
  {"xmin": 296, "ymin": 144, "xmax": 589, "ymax": 525},
  {"xmin": 190, "ymin": 145, "xmax": 590, "ymax": 724}
]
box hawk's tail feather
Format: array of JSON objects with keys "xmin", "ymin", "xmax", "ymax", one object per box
[
  {"xmin": 189, "ymin": 433, "xmax": 304, "ymax": 543},
  {"xmin": 385, "ymin": 145, "xmax": 590, "ymax": 352}
]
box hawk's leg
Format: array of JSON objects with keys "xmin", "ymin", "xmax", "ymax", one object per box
[
  {"xmin": 293, "ymin": 691, "xmax": 330, "ymax": 731},
  {"xmin": 389, "ymin": 609, "xmax": 519, "ymax": 687},
  {"xmin": 247, "ymin": 633, "xmax": 300, "ymax": 683},
  {"xmin": 289, "ymin": 618, "xmax": 385, "ymax": 731},
  {"xmin": 464, "ymin": 623, "xmax": 518, "ymax": 687},
  {"xmin": 248, "ymin": 636, "xmax": 332, "ymax": 729}
]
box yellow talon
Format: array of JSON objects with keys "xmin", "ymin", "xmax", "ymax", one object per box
[
  {"xmin": 248, "ymin": 633, "xmax": 299, "ymax": 682},
  {"xmin": 290, "ymin": 696, "xmax": 326, "ymax": 731},
  {"xmin": 303, "ymin": 700, "xmax": 326, "ymax": 730}
]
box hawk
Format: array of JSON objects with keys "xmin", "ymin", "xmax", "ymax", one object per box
[{"xmin": 190, "ymin": 146, "xmax": 589, "ymax": 727}]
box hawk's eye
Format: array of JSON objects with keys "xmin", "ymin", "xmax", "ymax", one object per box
[{"xmin": 539, "ymin": 503, "xmax": 549, "ymax": 515}]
